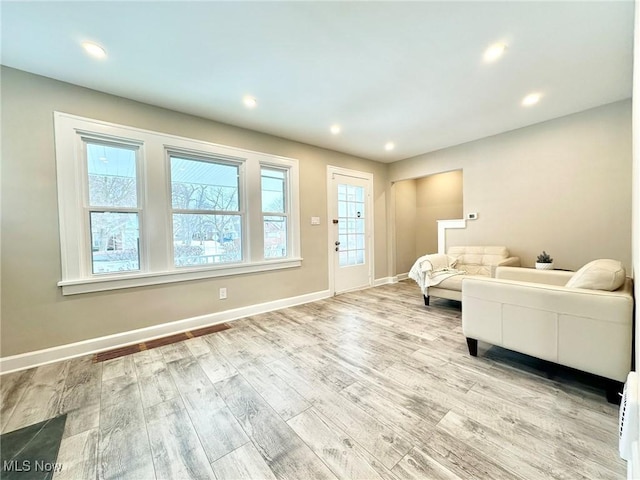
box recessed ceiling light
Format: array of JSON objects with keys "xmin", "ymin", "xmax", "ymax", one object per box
[
  {"xmin": 82, "ymin": 41, "xmax": 106, "ymax": 59},
  {"xmin": 330, "ymin": 124, "xmax": 341, "ymax": 135},
  {"xmin": 384, "ymin": 142, "xmax": 395, "ymax": 151},
  {"xmin": 522, "ymin": 92, "xmax": 542, "ymax": 107},
  {"xmin": 483, "ymin": 43, "xmax": 507, "ymax": 62},
  {"xmin": 243, "ymin": 96, "xmax": 257, "ymax": 108}
]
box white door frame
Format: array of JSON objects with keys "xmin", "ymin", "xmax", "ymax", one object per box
[{"xmin": 327, "ymin": 165, "xmax": 374, "ymax": 295}]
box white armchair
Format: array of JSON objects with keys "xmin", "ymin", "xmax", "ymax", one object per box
[
  {"xmin": 462, "ymin": 264, "xmax": 634, "ymax": 402},
  {"xmin": 419, "ymin": 246, "xmax": 520, "ymax": 305}
]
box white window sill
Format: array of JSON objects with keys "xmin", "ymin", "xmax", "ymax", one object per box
[{"xmin": 58, "ymin": 258, "xmax": 303, "ymax": 295}]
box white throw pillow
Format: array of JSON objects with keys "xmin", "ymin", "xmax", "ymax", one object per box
[{"xmin": 565, "ymin": 259, "xmax": 626, "ymax": 291}]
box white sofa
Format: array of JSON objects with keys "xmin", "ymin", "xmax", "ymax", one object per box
[
  {"xmin": 423, "ymin": 246, "xmax": 520, "ymax": 305},
  {"xmin": 462, "ymin": 264, "xmax": 634, "ymax": 402}
]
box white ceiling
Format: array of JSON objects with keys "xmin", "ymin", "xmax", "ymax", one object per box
[{"xmin": 1, "ymin": 1, "xmax": 634, "ymax": 163}]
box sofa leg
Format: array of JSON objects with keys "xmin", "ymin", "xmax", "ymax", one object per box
[
  {"xmin": 466, "ymin": 338, "xmax": 478, "ymax": 357},
  {"xmin": 423, "ymin": 295, "xmax": 430, "ymax": 306},
  {"xmin": 605, "ymin": 380, "xmax": 624, "ymax": 405}
]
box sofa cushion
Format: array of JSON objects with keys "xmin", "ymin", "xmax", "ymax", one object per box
[
  {"xmin": 565, "ymin": 259, "xmax": 626, "ymax": 291},
  {"xmin": 447, "ymin": 246, "xmax": 509, "ymax": 276},
  {"xmin": 433, "ymin": 274, "xmax": 466, "ymax": 291}
]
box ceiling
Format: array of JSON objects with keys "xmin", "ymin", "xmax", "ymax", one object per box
[{"xmin": 1, "ymin": 1, "xmax": 634, "ymax": 163}]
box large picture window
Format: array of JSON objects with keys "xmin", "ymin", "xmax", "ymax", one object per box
[
  {"xmin": 54, "ymin": 113, "xmax": 300, "ymax": 295},
  {"xmin": 170, "ymin": 155, "xmax": 243, "ymax": 266}
]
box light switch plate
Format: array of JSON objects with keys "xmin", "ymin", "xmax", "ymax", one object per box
[{"xmin": 311, "ymin": 216, "xmax": 321, "ymax": 225}]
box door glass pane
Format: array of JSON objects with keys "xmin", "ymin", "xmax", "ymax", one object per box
[
  {"xmin": 171, "ymin": 157, "xmax": 239, "ymax": 211},
  {"xmin": 264, "ymin": 215, "xmax": 287, "ymax": 258},
  {"xmin": 173, "ymin": 214, "xmax": 242, "ymax": 266},
  {"xmin": 337, "ymin": 183, "xmax": 366, "ymax": 266},
  {"xmin": 87, "ymin": 143, "xmax": 137, "ymax": 208},
  {"xmin": 90, "ymin": 212, "xmax": 139, "ymax": 274},
  {"xmin": 337, "ymin": 184, "xmax": 346, "ymax": 201}
]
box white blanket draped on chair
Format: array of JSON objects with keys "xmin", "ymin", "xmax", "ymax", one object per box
[{"xmin": 408, "ymin": 253, "xmax": 464, "ymax": 294}]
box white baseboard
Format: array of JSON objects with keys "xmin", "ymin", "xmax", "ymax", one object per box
[
  {"xmin": 0, "ymin": 289, "xmax": 331, "ymax": 375},
  {"xmin": 396, "ymin": 272, "xmax": 409, "ymax": 281},
  {"xmin": 373, "ymin": 276, "xmax": 396, "ymax": 286}
]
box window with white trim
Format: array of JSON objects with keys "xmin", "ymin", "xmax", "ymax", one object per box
[
  {"xmin": 86, "ymin": 140, "xmax": 142, "ymax": 274},
  {"xmin": 54, "ymin": 113, "xmax": 301, "ymax": 295},
  {"xmin": 261, "ymin": 167, "xmax": 288, "ymax": 259}
]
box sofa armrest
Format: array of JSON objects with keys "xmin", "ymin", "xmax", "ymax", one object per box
[
  {"xmin": 490, "ymin": 257, "xmax": 520, "ymax": 277},
  {"xmin": 495, "ymin": 266, "xmax": 573, "ymax": 285}
]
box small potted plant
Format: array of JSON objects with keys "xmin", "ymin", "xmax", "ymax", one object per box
[{"xmin": 535, "ymin": 251, "xmax": 554, "ymax": 270}]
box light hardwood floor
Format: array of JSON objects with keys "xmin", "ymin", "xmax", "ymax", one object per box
[{"xmin": 1, "ymin": 281, "xmax": 626, "ymax": 479}]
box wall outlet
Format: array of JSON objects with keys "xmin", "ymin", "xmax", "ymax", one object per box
[
  {"xmin": 311, "ymin": 216, "xmax": 321, "ymax": 225},
  {"xmin": 219, "ymin": 287, "xmax": 227, "ymax": 300}
]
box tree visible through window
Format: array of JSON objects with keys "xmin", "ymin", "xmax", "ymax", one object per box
[
  {"xmin": 170, "ymin": 155, "xmax": 242, "ymax": 266},
  {"xmin": 86, "ymin": 142, "xmax": 140, "ymax": 274}
]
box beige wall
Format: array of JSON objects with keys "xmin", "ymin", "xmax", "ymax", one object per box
[
  {"xmin": 394, "ymin": 171, "xmax": 463, "ymax": 274},
  {"xmin": 415, "ymin": 171, "xmax": 463, "ymax": 256},
  {"xmin": 0, "ymin": 67, "xmax": 390, "ymax": 357},
  {"xmin": 393, "ymin": 180, "xmax": 417, "ymax": 274},
  {"xmin": 390, "ymin": 100, "xmax": 633, "ymax": 272}
]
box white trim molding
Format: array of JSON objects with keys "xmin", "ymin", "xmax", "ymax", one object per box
[
  {"xmin": 437, "ymin": 219, "xmax": 466, "ymax": 254},
  {"xmin": 373, "ymin": 276, "xmax": 396, "ymax": 286},
  {"xmin": 59, "ymin": 257, "xmax": 303, "ymax": 295},
  {"xmin": 0, "ymin": 288, "xmax": 330, "ymax": 375}
]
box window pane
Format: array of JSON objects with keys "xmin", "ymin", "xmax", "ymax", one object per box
[
  {"xmin": 87, "ymin": 143, "xmax": 137, "ymax": 208},
  {"xmin": 171, "ymin": 157, "xmax": 239, "ymax": 211},
  {"xmin": 264, "ymin": 215, "xmax": 287, "ymax": 258},
  {"xmin": 173, "ymin": 214, "xmax": 242, "ymax": 266},
  {"xmin": 261, "ymin": 168, "xmax": 286, "ymax": 213},
  {"xmin": 90, "ymin": 212, "xmax": 140, "ymax": 274}
]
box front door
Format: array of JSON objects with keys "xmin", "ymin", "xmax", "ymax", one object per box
[{"xmin": 328, "ymin": 167, "xmax": 373, "ymax": 294}]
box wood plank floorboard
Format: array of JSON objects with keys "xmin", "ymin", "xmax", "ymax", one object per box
[
  {"xmin": 180, "ymin": 384, "xmax": 249, "ymax": 463},
  {"xmin": 0, "ymin": 280, "xmax": 625, "ymax": 479},
  {"xmin": 58, "ymin": 354, "xmax": 102, "ymax": 438},
  {"xmin": 214, "ymin": 374, "xmax": 337, "ymax": 480},
  {"xmin": 3, "ymin": 360, "xmax": 69, "ymax": 433},
  {"xmin": 210, "ymin": 442, "xmax": 278, "ymax": 480},
  {"xmin": 144, "ymin": 397, "xmax": 216, "ymax": 479},
  {"xmin": 0, "ymin": 368, "xmax": 35, "ymax": 432},
  {"xmin": 53, "ymin": 428, "xmax": 99, "ymax": 480}
]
